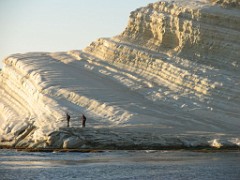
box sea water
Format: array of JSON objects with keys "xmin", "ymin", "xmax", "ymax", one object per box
[{"xmin": 0, "ymin": 149, "xmax": 239, "ymax": 180}]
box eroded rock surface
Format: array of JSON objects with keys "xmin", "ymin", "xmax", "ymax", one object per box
[{"xmin": 0, "ymin": 0, "xmax": 239, "ymax": 149}]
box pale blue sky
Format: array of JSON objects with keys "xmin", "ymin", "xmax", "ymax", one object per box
[{"xmin": 0, "ymin": 0, "xmax": 155, "ymax": 67}]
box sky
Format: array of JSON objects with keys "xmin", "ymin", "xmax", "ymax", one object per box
[{"xmin": 0, "ymin": 0, "xmax": 155, "ymax": 68}]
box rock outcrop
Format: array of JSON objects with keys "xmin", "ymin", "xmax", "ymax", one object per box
[{"xmin": 0, "ymin": 0, "xmax": 240, "ymax": 149}]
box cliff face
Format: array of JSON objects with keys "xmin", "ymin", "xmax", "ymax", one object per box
[
  {"xmin": 0, "ymin": 0, "xmax": 240, "ymax": 149},
  {"xmin": 87, "ymin": 0, "xmax": 240, "ymax": 70}
]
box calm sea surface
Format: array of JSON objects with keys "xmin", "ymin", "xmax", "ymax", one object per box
[{"xmin": 0, "ymin": 149, "xmax": 239, "ymax": 180}]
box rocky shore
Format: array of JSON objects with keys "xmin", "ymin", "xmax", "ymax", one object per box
[{"xmin": 0, "ymin": 0, "xmax": 239, "ymax": 150}]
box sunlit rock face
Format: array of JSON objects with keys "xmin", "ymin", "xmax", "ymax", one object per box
[{"xmin": 0, "ymin": 0, "xmax": 239, "ymax": 149}]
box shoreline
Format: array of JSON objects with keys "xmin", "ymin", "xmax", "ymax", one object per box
[{"xmin": 1, "ymin": 145, "xmax": 240, "ymax": 153}]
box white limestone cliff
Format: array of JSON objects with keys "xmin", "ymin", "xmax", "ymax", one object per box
[{"xmin": 0, "ymin": 0, "xmax": 239, "ymax": 149}]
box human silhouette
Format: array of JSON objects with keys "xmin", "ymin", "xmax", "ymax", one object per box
[
  {"xmin": 81, "ymin": 114, "xmax": 86, "ymax": 128},
  {"xmin": 66, "ymin": 113, "xmax": 70, "ymax": 127}
]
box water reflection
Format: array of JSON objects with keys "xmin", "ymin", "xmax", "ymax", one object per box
[{"xmin": 0, "ymin": 150, "xmax": 240, "ymax": 179}]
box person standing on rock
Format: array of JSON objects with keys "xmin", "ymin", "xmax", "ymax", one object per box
[
  {"xmin": 81, "ymin": 114, "xmax": 86, "ymax": 128},
  {"xmin": 66, "ymin": 113, "xmax": 71, "ymax": 127}
]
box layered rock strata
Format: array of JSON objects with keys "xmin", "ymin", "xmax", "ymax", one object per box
[{"xmin": 0, "ymin": 0, "xmax": 239, "ymax": 149}]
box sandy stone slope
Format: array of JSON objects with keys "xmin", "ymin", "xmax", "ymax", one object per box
[{"xmin": 0, "ymin": 0, "xmax": 239, "ymax": 149}]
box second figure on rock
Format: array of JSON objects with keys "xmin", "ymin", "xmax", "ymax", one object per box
[
  {"xmin": 66, "ymin": 112, "xmax": 71, "ymax": 127},
  {"xmin": 81, "ymin": 114, "xmax": 86, "ymax": 128}
]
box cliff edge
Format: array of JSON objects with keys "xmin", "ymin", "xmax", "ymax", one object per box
[{"xmin": 0, "ymin": 0, "xmax": 239, "ymax": 150}]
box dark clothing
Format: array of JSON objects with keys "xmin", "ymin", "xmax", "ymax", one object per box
[
  {"xmin": 81, "ymin": 114, "xmax": 86, "ymax": 128},
  {"xmin": 66, "ymin": 113, "xmax": 70, "ymax": 127}
]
